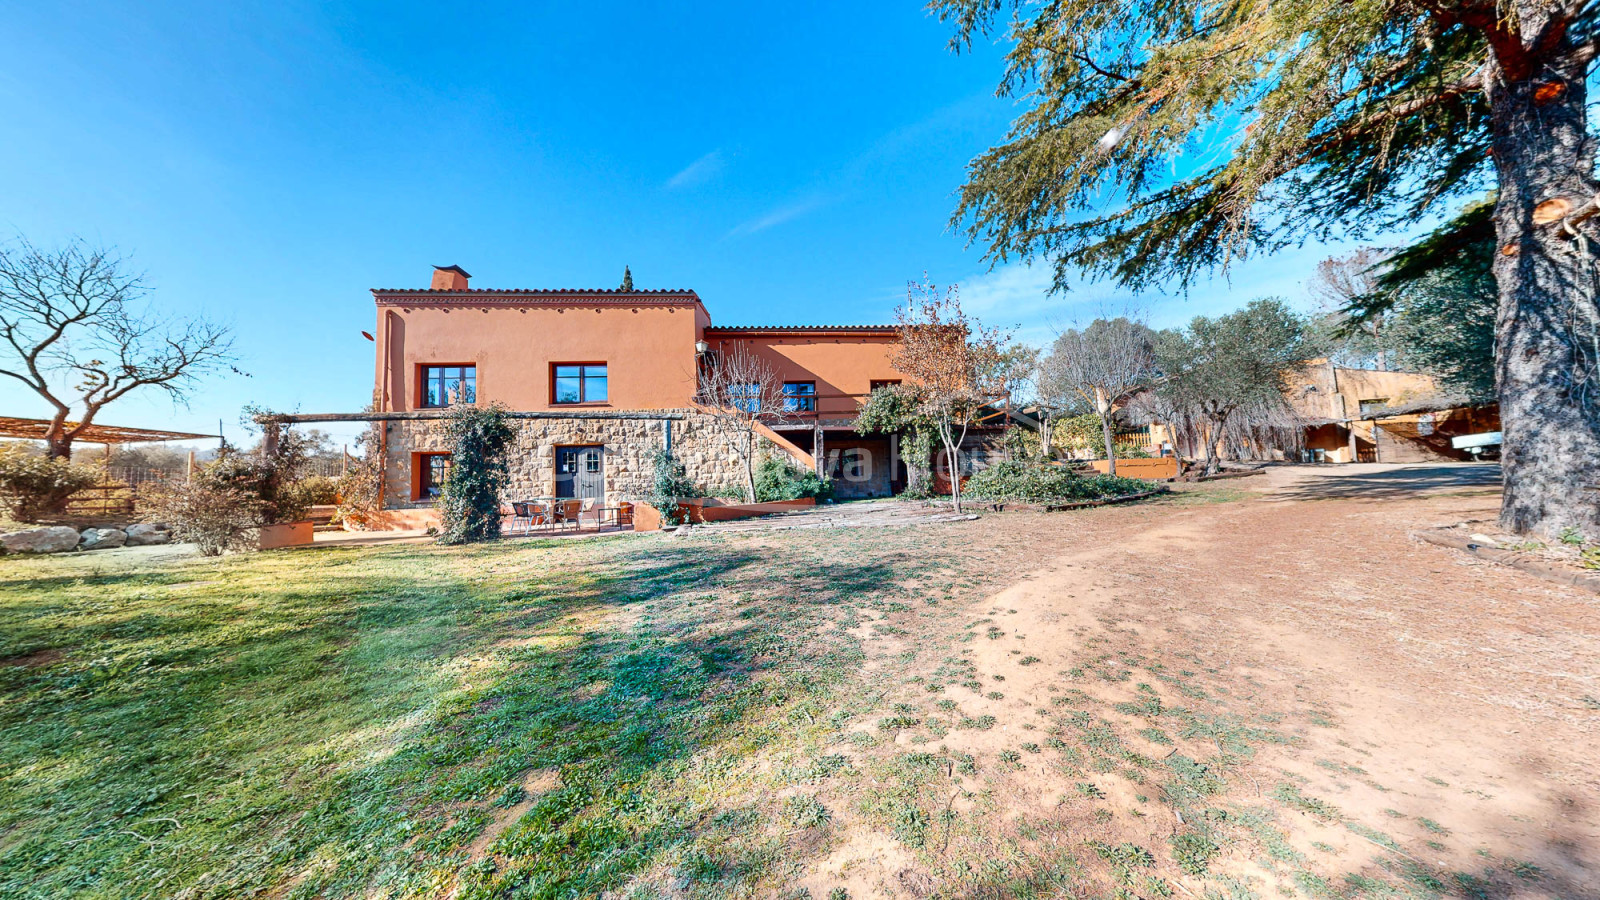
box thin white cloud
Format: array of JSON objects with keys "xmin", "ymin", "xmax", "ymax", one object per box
[
  {"xmin": 956, "ymin": 262, "xmax": 1123, "ymax": 348},
  {"xmin": 666, "ymin": 150, "xmax": 725, "ymax": 189},
  {"xmin": 727, "ymin": 197, "xmax": 827, "ymax": 237}
]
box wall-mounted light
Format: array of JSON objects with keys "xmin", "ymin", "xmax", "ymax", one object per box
[{"xmin": 694, "ymin": 340, "xmax": 710, "ymax": 355}]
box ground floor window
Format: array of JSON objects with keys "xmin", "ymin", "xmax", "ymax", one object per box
[{"xmin": 418, "ymin": 453, "xmax": 451, "ymax": 499}]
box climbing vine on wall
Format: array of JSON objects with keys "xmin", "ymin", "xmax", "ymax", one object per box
[{"xmin": 437, "ymin": 403, "xmax": 514, "ymax": 544}]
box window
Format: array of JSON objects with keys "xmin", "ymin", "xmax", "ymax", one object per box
[
  {"xmin": 1358, "ymin": 398, "xmax": 1390, "ymax": 417},
  {"xmin": 420, "ymin": 365, "xmax": 475, "ymax": 408},
  {"xmin": 418, "ymin": 453, "xmax": 451, "ymax": 499},
  {"xmin": 553, "ymin": 364, "xmax": 608, "ymax": 404},
  {"xmin": 730, "ymin": 382, "xmax": 761, "ymax": 412},
  {"xmin": 783, "ymin": 381, "xmax": 817, "ymax": 412},
  {"xmin": 869, "ymin": 379, "xmax": 901, "ymax": 392}
]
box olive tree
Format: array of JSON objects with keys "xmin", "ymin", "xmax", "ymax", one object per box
[{"xmin": 1153, "ymin": 300, "xmax": 1315, "ymax": 475}]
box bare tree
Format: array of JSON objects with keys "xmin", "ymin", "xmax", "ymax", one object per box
[
  {"xmin": 1040, "ymin": 316, "xmax": 1156, "ymax": 475},
  {"xmin": 696, "ymin": 343, "xmax": 797, "ymax": 502},
  {"xmin": 0, "ymin": 238, "xmax": 236, "ymax": 458},
  {"xmin": 1308, "ymin": 248, "xmax": 1392, "ymax": 370},
  {"xmin": 890, "ymin": 277, "xmax": 1008, "ymax": 514}
]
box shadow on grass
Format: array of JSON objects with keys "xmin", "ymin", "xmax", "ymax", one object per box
[{"xmin": 0, "ymin": 535, "xmax": 918, "ymax": 898}]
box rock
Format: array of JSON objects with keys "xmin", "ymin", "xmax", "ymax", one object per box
[
  {"xmin": 124, "ymin": 523, "xmax": 172, "ymax": 546},
  {"xmin": 0, "ymin": 526, "xmax": 83, "ymax": 554},
  {"xmin": 78, "ymin": 527, "xmax": 128, "ymax": 551}
]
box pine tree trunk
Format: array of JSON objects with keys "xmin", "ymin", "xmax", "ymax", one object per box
[{"xmin": 1487, "ymin": 31, "xmax": 1600, "ymax": 537}]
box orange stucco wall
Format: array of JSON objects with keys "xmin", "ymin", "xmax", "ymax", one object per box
[
  {"xmin": 707, "ymin": 331, "xmax": 906, "ymax": 421},
  {"xmin": 374, "ymin": 300, "xmax": 706, "ymax": 412}
]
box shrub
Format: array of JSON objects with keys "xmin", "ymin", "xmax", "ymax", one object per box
[
  {"xmin": 1113, "ymin": 440, "xmax": 1154, "ymax": 459},
  {"xmin": 753, "ymin": 455, "xmax": 831, "ymax": 502},
  {"xmin": 335, "ymin": 421, "xmax": 382, "ymax": 529},
  {"xmin": 648, "ymin": 447, "xmax": 698, "ymax": 526},
  {"xmin": 297, "ymin": 475, "xmax": 339, "ymax": 506},
  {"xmin": 436, "ymin": 404, "xmax": 514, "ymax": 544},
  {"xmin": 199, "ymin": 447, "xmax": 311, "ymax": 526},
  {"xmin": 141, "ymin": 480, "xmax": 264, "ymax": 556},
  {"xmin": 1051, "ymin": 413, "xmax": 1104, "ymax": 456},
  {"xmin": 0, "ymin": 444, "xmax": 102, "ymax": 522},
  {"xmin": 962, "ymin": 459, "xmax": 1150, "ymax": 503}
]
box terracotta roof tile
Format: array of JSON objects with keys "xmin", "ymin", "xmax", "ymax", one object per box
[{"xmin": 704, "ymin": 324, "xmax": 897, "ymax": 333}]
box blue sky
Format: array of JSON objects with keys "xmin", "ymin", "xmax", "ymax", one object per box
[{"xmin": 2, "ymin": 1, "xmax": 1376, "ymax": 447}]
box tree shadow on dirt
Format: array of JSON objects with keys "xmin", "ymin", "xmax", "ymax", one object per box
[{"xmin": 1268, "ymin": 464, "xmax": 1502, "ymax": 502}]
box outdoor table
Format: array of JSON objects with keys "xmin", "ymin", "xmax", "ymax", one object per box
[{"xmin": 516, "ymin": 498, "xmax": 557, "ymax": 533}]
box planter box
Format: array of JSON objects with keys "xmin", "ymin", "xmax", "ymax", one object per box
[
  {"xmin": 1088, "ymin": 457, "xmax": 1179, "ymax": 480},
  {"xmin": 632, "ymin": 497, "xmax": 816, "ymax": 532},
  {"xmin": 258, "ymin": 520, "xmax": 315, "ymax": 550}
]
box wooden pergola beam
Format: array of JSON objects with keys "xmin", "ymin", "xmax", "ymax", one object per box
[{"xmin": 0, "ymin": 416, "xmax": 216, "ymax": 444}]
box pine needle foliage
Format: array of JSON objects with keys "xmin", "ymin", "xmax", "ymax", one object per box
[{"xmin": 934, "ymin": 0, "xmax": 1494, "ymax": 291}]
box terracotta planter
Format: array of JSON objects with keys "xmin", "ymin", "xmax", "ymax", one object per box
[
  {"xmin": 258, "ymin": 520, "xmax": 314, "ymax": 550},
  {"xmin": 1088, "ymin": 457, "xmax": 1180, "ymax": 480},
  {"xmin": 631, "ymin": 498, "xmax": 816, "ymax": 531}
]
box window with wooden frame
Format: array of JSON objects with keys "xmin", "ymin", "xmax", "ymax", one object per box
[
  {"xmin": 782, "ymin": 381, "xmax": 816, "ymax": 412},
  {"xmin": 869, "ymin": 379, "xmax": 902, "ymax": 392},
  {"xmin": 418, "ymin": 453, "xmax": 451, "ymax": 499},
  {"xmin": 729, "ymin": 382, "xmax": 760, "ymax": 412},
  {"xmin": 419, "ymin": 365, "xmax": 476, "ymax": 408},
  {"xmin": 552, "ymin": 363, "xmax": 608, "ymax": 405}
]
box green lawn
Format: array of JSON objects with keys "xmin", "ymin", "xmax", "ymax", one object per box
[{"xmin": 0, "ymin": 529, "xmax": 979, "ymax": 899}]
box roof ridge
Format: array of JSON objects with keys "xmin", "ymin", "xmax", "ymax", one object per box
[
  {"xmin": 372, "ymin": 287, "xmax": 699, "ymax": 295},
  {"xmin": 705, "ymin": 324, "xmax": 897, "ymax": 330}
]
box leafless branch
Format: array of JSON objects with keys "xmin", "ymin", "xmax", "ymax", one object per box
[{"xmin": 0, "ymin": 236, "xmax": 237, "ymax": 457}]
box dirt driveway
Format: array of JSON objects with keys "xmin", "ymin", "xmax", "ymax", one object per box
[{"xmin": 812, "ymin": 463, "xmax": 1598, "ymax": 899}]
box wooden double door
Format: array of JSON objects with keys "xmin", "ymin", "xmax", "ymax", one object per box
[{"xmin": 555, "ymin": 445, "xmax": 605, "ymax": 500}]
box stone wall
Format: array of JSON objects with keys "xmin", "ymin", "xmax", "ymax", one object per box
[{"xmin": 380, "ymin": 410, "xmax": 784, "ymax": 510}]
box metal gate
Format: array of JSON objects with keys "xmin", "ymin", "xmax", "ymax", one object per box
[{"xmin": 555, "ymin": 446, "xmax": 605, "ymax": 500}]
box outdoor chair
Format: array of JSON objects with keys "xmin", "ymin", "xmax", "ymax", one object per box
[
  {"xmin": 510, "ymin": 501, "xmax": 545, "ymax": 534},
  {"xmin": 579, "ymin": 497, "xmax": 599, "ymax": 529},
  {"xmin": 555, "ymin": 499, "xmax": 583, "ymax": 532}
]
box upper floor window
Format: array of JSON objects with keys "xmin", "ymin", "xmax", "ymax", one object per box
[
  {"xmin": 730, "ymin": 382, "xmax": 761, "ymax": 413},
  {"xmin": 869, "ymin": 379, "xmax": 902, "ymax": 393},
  {"xmin": 554, "ymin": 363, "xmax": 608, "ymax": 404},
  {"xmin": 421, "ymin": 365, "xmax": 475, "ymax": 408},
  {"xmin": 783, "ymin": 381, "xmax": 817, "ymax": 412}
]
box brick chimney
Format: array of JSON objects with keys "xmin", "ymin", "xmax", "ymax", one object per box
[{"xmin": 430, "ymin": 265, "xmax": 471, "ymax": 290}]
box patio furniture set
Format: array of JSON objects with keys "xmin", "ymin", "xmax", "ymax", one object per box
[{"xmin": 506, "ymin": 498, "xmax": 633, "ymax": 535}]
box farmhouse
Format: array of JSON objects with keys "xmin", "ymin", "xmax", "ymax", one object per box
[{"xmin": 357, "ymin": 265, "xmax": 996, "ymax": 526}]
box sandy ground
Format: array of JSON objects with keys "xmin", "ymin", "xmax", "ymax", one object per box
[{"xmin": 808, "ymin": 463, "xmax": 1599, "ymax": 898}]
